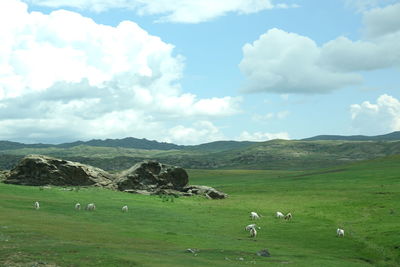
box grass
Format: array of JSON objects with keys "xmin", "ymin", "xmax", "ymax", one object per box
[{"xmin": 0, "ymin": 155, "xmax": 399, "ymax": 266}]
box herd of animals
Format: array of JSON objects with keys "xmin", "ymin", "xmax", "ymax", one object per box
[
  {"xmin": 33, "ymin": 201, "xmax": 345, "ymax": 238},
  {"xmin": 245, "ymin": 211, "xmax": 345, "ymax": 238},
  {"xmin": 33, "ymin": 201, "xmax": 127, "ymax": 212}
]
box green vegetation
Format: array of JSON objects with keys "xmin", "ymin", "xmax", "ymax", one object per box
[
  {"xmin": 302, "ymin": 131, "xmax": 400, "ymax": 141},
  {"xmin": 1, "ymin": 155, "xmax": 399, "ymax": 266},
  {"xmin": 2, "ymin": 139, "xmax": 400, "ymax": 171}
]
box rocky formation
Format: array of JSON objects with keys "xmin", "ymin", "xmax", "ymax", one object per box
[
  {"xmin": 182, "ymin": 185, "xmax": 228, "ymax": 199},
  {"xmin": 0, "ymin": 170, "xmax": 9, "ymax": 182},
  {"xmin": 115, "ymin": 160, "xmax": 188, "ymax": 191},
  {"xmin": 4, "ymin": 155, "xmax": 115, "ymax": 188},
  {"xmin": 3, "ymin": 155, "xmax": 227, "ymax": 199}
]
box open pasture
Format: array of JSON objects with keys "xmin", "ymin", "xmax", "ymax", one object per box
[{"xmin": 0, "ymin": 156, "xmax": 399, "ymax": 266}]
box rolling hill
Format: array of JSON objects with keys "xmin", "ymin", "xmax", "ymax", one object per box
[
  {"xmin": 302, "ymin": 131, "xmax": 400, "ymax": 141},
  {"xmin": 1, "ymin": 132, "xmax": 400, "ymax": 171}
]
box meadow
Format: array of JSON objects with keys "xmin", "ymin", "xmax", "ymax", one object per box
[{"xmin": 0, "ymin": 155, "xmax": 399, "ymax": 266}]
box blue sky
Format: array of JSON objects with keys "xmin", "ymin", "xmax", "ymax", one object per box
[{"xmin": 0, "ymin": 0, "xmax": 399, "ymax": 144}]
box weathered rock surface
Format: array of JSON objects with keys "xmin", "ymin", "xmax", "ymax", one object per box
[
  {"xmin": 4, "ymin": 155, "xmax": 115, "ymax": 188},
  {"xmin": 256, "ymin": 249, "xmax": 271, "ymax": 257},
  {"xmin": 0, "ymin": 170, "xmax": 9, "ymax": 181},
  {"xmin": 183, "ymin": 185, "xmax": 228, "ymax": 199},
  {"xmin": 3, "ymin": 155, "xmax": 227, "ymax": 199},
  {"xmin": 115, "ymin": 160, "xmax": 189, "ymax": 191}
]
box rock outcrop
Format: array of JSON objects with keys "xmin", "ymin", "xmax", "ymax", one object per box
[
  {"xmin": 0, "ymin": 170, "xmax": 9, "ymax": 182},
  {"xmin": 3, "ymin": 155, "xmax": 227, "ymax": 199},
  {"xmin": 115, "ymin": 160, "xmax": 188, "ymax": 192},
  {"xmin": 182, "ymin": 185, "xmax": 228, "ymax": 199},
  {"xmin": 4, "ymin": 155, "xmax": 115, "ymax": 188}
]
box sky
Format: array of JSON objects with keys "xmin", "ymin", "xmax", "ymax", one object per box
[{"xmin": 0, "ymin": 0, "xmax": 399, "ymax": 145}]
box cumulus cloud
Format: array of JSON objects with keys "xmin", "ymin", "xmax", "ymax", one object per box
[
  {"xmin": 362, "ymin": 3, "xmax": 400, "ymax": 38},
  {"xmin": 165, "ymin": 121, "xmax": 226, "ymax": 145},
  {"xmin": 0, "ymin": 0, "xmax": 240, "ymax": 144},
  {"xmin": 239, "ymin": 28, "xmax": 362, "ymax": 94},
  {"xmin": 23, "ymin": 0, "xmax": 297, "ymax": 23},
  {"xmin": 237, "ymin": 131, "xmax": 290, "ymax": 141},
  {"xmin": 240, "ymin": 3, "xmax": 400, "ymax": 94},
  {"xmin": 350, "ymin": 94, "xmax": 400, "ymax": 135}
]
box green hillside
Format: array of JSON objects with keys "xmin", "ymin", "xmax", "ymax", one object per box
[
  {"xmin": 302, "ymin": 131, "xmax": 400, "ymax": 141},
  {"xmin": 1, "ymin": 139, "xmax": 400, "ymax": 171},
  {"xmin": 1, "ymin": 132, "xmax": 400, "ymax": 171},
  {"xmin": 0, "ymin": 155, "xmax": 399, "ymax": 266}
]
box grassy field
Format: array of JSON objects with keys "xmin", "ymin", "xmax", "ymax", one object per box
[{"xmin": 0, "ymin": 156, "xmax": 399, "ymax": 266}]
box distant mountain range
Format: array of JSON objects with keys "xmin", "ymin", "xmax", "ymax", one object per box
[
  {"xmin": 0, "ymin": 137, "xmax": 257, "ymax": 151},
  {"xmin": 1, "ymin": 131, "xmax": 399, "ymax": 151},
  {"xmin": 301, "ymin": 131, "xmax": 400, "ymax": 141},
  {"xmin": 1, "ymin": 132, "xmax": 400, "ymax": 171}
]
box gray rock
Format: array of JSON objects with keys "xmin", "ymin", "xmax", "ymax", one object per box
[
  {"xmin": 3, "ymin": 156, "xmax": 228, "ymax": 199},
  {"xmin": 183, "ymin": 185, "xmax": 228, "ymax": 199},
  {"xmin": 256, "ymin": 249, "xmax": 271, "ymax": 257},
  {"xmin": 115, "ymin": 160, "xmax": 188, "ymax": 191},
  {"xmin": 4, "ymin": 155, "xmax": 115, "ymax": 188},
  {"xmin": 123, "ymin": 189, "xmax": 153, "ymax": 195},
  {"xmin": 0, "ymin": 170, "xmax": 9, "ymax": 181}
]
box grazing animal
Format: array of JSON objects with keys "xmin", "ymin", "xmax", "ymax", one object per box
[
  {"xmin": 249, "ymin": 227, "xmax": 257, "ymax": 238},
  {"xmin": 122, "ymin": 205, "xmax": 128, "ymax": 212},
  {"xmin": 245, "ymin": 224, "xmax": 260, "ymax": 231},
  {"xmin": 337, "ymin": 228, "xmax": 345, "ymax": 237},
  {"xmin": 86, "ymin": 203, "xmax": 96, "ymax": 211},
  {"xmin": 75, "ymin": 203, "xmax": 81, "ymax": 210},
  {"xmin": 34, "ymin": 201, "xmax": 40, "ymax": 210},
  {"xmin": 250, "ymin": 211, "xmax": 260, "ymax": 220},
  {"xmin": 276, "ymin": 211, "xmax": 284, "ymax": 218},
  {"xmin": 284, "ymin": 212, "xmax": 292, "ymax": 220}
]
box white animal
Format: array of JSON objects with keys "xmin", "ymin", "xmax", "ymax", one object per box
[
  {"xmin": 75, "ymin": 203, "xmax": 81, "ymax": 210},
  {"xmin": 250, "ymin": 211, "xmax": 260, "ymax": 220},
  {"xmin": 34, "ymin": 201, "xmax": 40, "ymax": 210},
  {"xmin": 86, "ymin": 203, "xmax": 96, "ymax": 211},
  {"xmin": 276, "ymin": 211, "xmax": 284, "ymax": 218},
  {"xmin": 337, "ymin": 228, "xmax": 345, "ymax": 237},
  {"xmin": 284, "ymin": 212, "xmax": 292, "ymax": 220},
  {"xmin": 245, "ymin": 224, "xmax": 260, "ymax": 231},
  {"xmin": 122, "ymin": 205, "xmax": 128, "ymax": 212},
  {"xmin": 249, "ymin": 227, "xmax": 257, "ymax": 238}
]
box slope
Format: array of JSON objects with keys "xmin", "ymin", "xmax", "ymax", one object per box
[{"xmin": 0, "ymin": 155, "xmax": 399, "ymax": 266}]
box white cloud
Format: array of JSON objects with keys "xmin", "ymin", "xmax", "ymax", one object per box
[
  {"xmin": 237, "ymin": 131, "xmax": 290, "ymax": 141},
  {"xmin": 240, "ymin": 3, "xmax": 400, "ymax": 94},
  {"xmin": 350, "ymin": 94, "xmax": 400, "ymax": 135},
  {"xmin": 165, "ymin": 121, "xmax": 225, "ymax": 145},
  {"xmin": 239, "ymin": 28, "xmax": 362, "ymax": 94},
  {"xmin": 319, "ymin": 36, "xmax": 399, "ymax": 72},
  {"xmin": 23, "ymin": 0, "xmax": 296, "ymax": 23},
  {"xmin": 252, "ymin": 110, "xmax": 290, "ymax": 121},
  {"xmin": 0, "ymin": 0, "xmax": 239, "ymax": 144},
  {"xmin": 363, "ymin": 3, "xmax": 400, "ymax": 38}
]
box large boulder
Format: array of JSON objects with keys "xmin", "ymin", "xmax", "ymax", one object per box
[
  {"xmin": 115, "ymin": 160, "xmax": 189, "ymax": 192},
  {"xmin": 4, "ymin": 155, "xmax": 115, "ymax": 188},
  {"xmin": 3, "ymin": 156, "xmax": 227, "ymax": 199}
]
